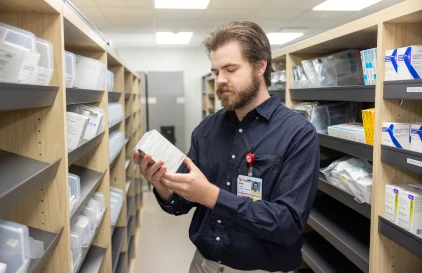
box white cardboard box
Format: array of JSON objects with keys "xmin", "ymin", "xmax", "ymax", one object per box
[
  {"xmin": 133, "ymin": 129, "xmax": 186, "ymax": 173},
  {"xmin": 397, "ymin": 184, "xmax": 422, "ymax": 237},
  {"xmin": 385, "ymin": 184, "xmax": 406, "ymax": 223},
  {"xmin": 410, "ymin": 123, "xmax": 422, "ymax": 153},
  {"xmin": 397, "ymin": 46, "xmax": 422, "ymax": 80},
  {"xmin": 68, "ymin": 104, "xmax": 104, "ymax": 141},
  {"xmin": 67, "ymin": 112, "xmax": 89, "ymax": 152},
  {"xmin": 385, "ymin": 49, "xmax": 398, "ymax": 81},
  {"xmin": 382, "ymin": 122, "xmax": 410, "ymax": 150}
]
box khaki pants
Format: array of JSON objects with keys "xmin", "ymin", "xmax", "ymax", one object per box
[{"xmin": 189, "ymin": 250, "xmax": 289, "ymax": 273}]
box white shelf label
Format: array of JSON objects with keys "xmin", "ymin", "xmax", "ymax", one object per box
[
  {"xmin": 407, "ymin": 87, "xmax": 422, "ymax": 93},
  {"xmin": 407, "ymin": 158, "xmax": 422, "ymax": 167}
]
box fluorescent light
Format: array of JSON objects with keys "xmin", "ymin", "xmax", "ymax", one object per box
[
  {"xmin": 155, "ymin": 0, "xmax": 210, "ymax": 9},
  {"xmin": 156, "ymin": 32, "xmax": 193, "ymax": 45},
  {"xmin": 267, "ymin": 33, "xmax": 304, "ymax": 45},
  {"xmin": 313, "ymin": 0, "xmax": 383, "ymax": 11}
]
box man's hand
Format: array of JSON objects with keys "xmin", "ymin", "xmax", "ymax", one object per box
[
  {"xmin": 133, "ymin": 150, "xmax": 172, "ymax": 201},
  {"xmin": 160, "ymin": 157, "xmax": 220, "ymax": 209}
]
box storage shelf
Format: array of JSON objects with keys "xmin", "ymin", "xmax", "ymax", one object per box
[
  {"xmin": 128, "ymin": 235, "xmax": 135, "ymax": 262},
  {"xmin": 384, "ymin": 79, "xmax": 422, "ymax": 100},
  {"xmin": 318, "ymin": 134, "xmax": 373, "ymax": 161},
  {"xmin": 66, "ymin": 88, "xmax": 104, "ymax": 105},
  {"xmin": 78, "ymin": 246, "xmax": 107, "ymax": 273},
  {"xmin": 0, "ymin": 150, "xmax": 61, "ymax": 217},
  {"xmin": 378, "ymin": 216, "xmax": 422, "ymax": 259},
  {"xmin": 69, "ymin": 165, "xmax": 106, "ymax": 224},
  {"xmin": 127, "ymin": 196, "xmax": 134, "ymax": 219},
  {"xmin": 112, "ymin": 227, "xmax": 126, "ymax": 273},
  {"xmin": 318, "ymin": 175, "xmax": 371, "ymax": 219},
  {"xmin": 124, "ymin": 93, "xmax": 131, "ymax": 100},
  {"xmin": 125, "ymin": 157, "xmax": 130, "ymax": 170},
  {"xmin": 116, "ymin": 253, "xmax": 126, "ymax": 273},
  {"xmin": 126, "ymin": 177, "xmax": 132, "ymax": 194},
  {"xmin": 208, "ymin": 94, "xmax": 215, "ymax": 99},
  {"xmin": 269, "ymin": 89, "xmax": 286, "ymax": 100},
  {"xmin": 28, "ymin": 227, "xmax": 64, "ymax": 273},
  {"xmin": 74, "ymin": 211, "xmax": 107, "ymax": 273},
  {"xmin": 68, "ymin": 132, "xmax": 105, "ymax": 166},
  {"xmin": 125, "ymin": 114, "xmax": 131, "ymax": 122},
  {"xmin": 109, "ymin": 120, "xmax": 123, "ymax": 132},
  {"xmin": 0, "ymin": 82, "xmax": 59, "ymax": 111},
  {"xmin": 125, "ymin": 136, "xmax": 131, "ymax": 145},
  {"xmin": 127, "ymin": 216, "xmax": 135, "ymax": 239},
  {"xmin": 109, "ymin": 92, "xmax": 122, "ymax": 102},
  {"xmin": 302, "ymin": 232, "xmax": 363, "ymax": 273},
  {"xmin": 381, "ymin": 145, "xmax": 422, "ymax": 174},
  {"xmin": 290, "ymin": 85, "xmax": 375, "ymax": 102},
  {"xmin": 110, "ymin": 147, "xmax": 123, "ymax": 169},
  {"xmin": 308, "ymin": 196, "xmax": 370, "ymax": 272}
]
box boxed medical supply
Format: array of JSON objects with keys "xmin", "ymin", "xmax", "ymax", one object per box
[
  {"xmin": 133, "ymin": 129, "xmax": 186, "ymax": 173},
  {"xmin": 397, "ymin": 184, "xmax": 422, "ymax": 237},
  {"xmin": 65, "ymin": 51, "xmax": 76, "ymax": 88},
  {"xmin": 0, "ymin": 22, "xmax": 40, "ymax": 84},
  {"xmin": 66, "ymin": 112, "xmax": 89, "ymax": 152},
  {"xmin": 31, "ymin": 38, "xmax": 54, "ymax": 86},
  {"xmin": 385, "ymin": 49, "xmax": 398, "ymax": 81},
  {"xmin": 360, "ymin": 48, "xmax": 377, "ymax": 85},
  {"xmin": 385, "ymin": 184, "xmax": 405, "ymax": 223},
  {"xmin": 68, "ymin": 173, "xmax": 81, "ymax": 215},
  {"xmin": 74, "ymin": 54, "xmax": 104, "ymax": 90},
  {"xmin": 410, "ymin": 123, "xmax": 422, "ymax": 153},
  {"xmin": 382, "ymin": 122, "xmax": 410, "ymax": 150},
  {"xmin": 68, "ymin": 104, "xmax": 104, "ymax": 142},
  {"xmin": 397, "ymin": 46, "xmax": 422, "ymax": 80},
  {"xmin": 362, "ymin": 108, "xmax": 376, "ymax": 145}
]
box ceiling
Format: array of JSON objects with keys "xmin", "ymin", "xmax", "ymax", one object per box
[{"xmin": 71, "ymin": 0, "xmax": 405, "ymax": 50}]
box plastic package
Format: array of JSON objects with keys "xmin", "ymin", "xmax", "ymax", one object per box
[
  {"xmin": 0, "ymin": 22, "xmax": 40, "ymax": 84},
  {"xmin": 92, "ymin": 192, "xmax": 106, "ymax": 218},
  {"xmin": 68, "ymin": 173, "xmax": 81, "ymax": 215},
  {"xmin": 65, "ymin": 51, "xmax": 76, "ymax": 88},
  {"xmin": 71, "ymin": 215, "xmax": 92, "ymax": 247},
  {"xmin": 0, "ymin": 219, "xmax": 30, "ymax": 273},
  {"xmin": 70, "ymin": 232, "xmax": 82, "ymax": 271},
  {"xmin": 80, "ymin": 207, "xmax": 98, "ymax": 237},
  {"xmin": 74, "ymin": 54, "xmax": 106, "ymax": 90},
  {"xmin": 31, "ymin": 38, "xmax": 54, "ymax": 86},
  {"xmin": 269, "ymin": 70, "xmax": 286, "ymax": 90},
  {"xmin": 321, "ymin": 156, "xmax": 372, "ymax": 204}
]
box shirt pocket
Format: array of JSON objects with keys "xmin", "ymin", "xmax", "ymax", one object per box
[{"xmin": 239, "ymin": 154, "xmax": 282, "ymax": 201}]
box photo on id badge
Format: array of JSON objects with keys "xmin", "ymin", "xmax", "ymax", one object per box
[{"xmin": 237, "ymin": 175, "xmax": 262, "ymax": 201}]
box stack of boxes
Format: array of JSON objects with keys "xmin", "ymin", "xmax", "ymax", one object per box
[
  {"xmin": 360, "ymin": 48, "xmax": 377, "ymax": 85},
  {"xmin": 385, "ymin": 45, "xmax": 422, "ymax": 81},
  {"xmin": 381, "ymin": 122, "xmax": 422, "ymax": 153}
]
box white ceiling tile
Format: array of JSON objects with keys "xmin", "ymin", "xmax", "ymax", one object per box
[
  {"xmin": 252, "ymin": 8, "xmax": 307, "ymax": 19},
  {"xmin": 208, "ymin": 0, "xmax": 267, "ymax": 9},
  {"xmin": 203, "ymin": 8, "xmax": 255, "ymax": 19},
  {"xmin": 261, "ymin": 0, "xmax": 324, "ymax": 9},
  {"xmin": 94, "ymin": 0, "xmax": 155, "ymax": 8},
  {"xmin": 108, "ymin": 17, "xmax": 153, "ymax": 27},
  {"xmin": 77, "ymin": 7, "xmax": 104, "ymax": 18},
  {"xmin": 298, "ymin": 10, "xmax": 355, "ymax": 20},
  {"xmin": 155, "ymin": 9, "xmax": 206, "ymax": 19},
  {"xmin": 100, "ymin": 8, "xmax": 154, "ymax": 18},
  {"xmin": 71, "ymin": 0, "xmax": 97, "ymax": 7},
  {"xmin": 155, "ymin": 18, "xmax": 201, "ymax": 31}
]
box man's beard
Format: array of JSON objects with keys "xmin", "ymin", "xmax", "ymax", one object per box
[{"xmin": 216, "ymin": 71, "xmax": 260, "ymax": 111}]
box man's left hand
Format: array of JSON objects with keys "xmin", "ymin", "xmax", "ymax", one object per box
[{"xmin": 160, "ymin": 157, "xmax": 220, "ymax": 209}]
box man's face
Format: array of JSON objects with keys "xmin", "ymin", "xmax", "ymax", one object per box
[
  {"xmin": 210, "ymin": 41, "xmax": 260, "ymax": 111},
  {"xmin": 253, "ymin": 184, "xmax": 258, "ymax": 191}
]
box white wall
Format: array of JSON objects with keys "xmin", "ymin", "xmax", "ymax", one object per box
[{"xmin": 119, "ymin": 48, "xmax": 211, "ymax": 153}]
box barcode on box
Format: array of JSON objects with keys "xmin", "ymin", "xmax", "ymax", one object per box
[
  {"xmin": 407, "ymin": 87, "xmax": 422, "ymax": 93},
  {"xmin": 407, "ymin": 158, "xmax": 422, "ymax": 167}
]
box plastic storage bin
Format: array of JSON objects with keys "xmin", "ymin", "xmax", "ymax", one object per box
[
  {"xmin": 71, "ymin": 215, "xmax": 92, "ymax": 247},
  {"xmin": 110, "ymin": 203, "xmax": 119, "ymax": 226},
  {"xmin": 110, "ymin": 187, "xmax": 124, "ymax": 208},
  {"xmin": 31, "ymin": 38, "xmax": 54, "ymax": 86},
  {"xmin": 0, "ymin": 219, "xmax": 30, "ymax": 273},
  {"xmin": 68, "ymin": 173, "xmax": 81, "ymax": 215},
  {"xmin": 65, "ymin": 51, "xmax": 76, "ymax": 88},
  {"xmin": 310, "ymin": 102, "xmax": 360, "ymax": 134},
  {"xmin": 74, "ymin": 54, "xmax": 105, "ymax": 90},
  {"xmin": 0, "ymin": 22, "xmax": 40, "ymax": 84},
  {"xmin": 80, "ymin": 207, "xmax": 98, "ymax": 237},
  {"xmin": 70, "ymin": 232, "xmax": 82, "ymax": 271},
  {"xmin": 107, "ymin": 70, "xmax": 114, "ymax": 91},
  {"xmin": 92, "ymin": 192, "xmax": 106, "ymax": 217}
]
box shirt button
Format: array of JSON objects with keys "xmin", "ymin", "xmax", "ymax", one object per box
[
  {"xmin": 231, "ymin": 155, "xmax": 235, "ymax": 159},
  {"xmin": 226, "ymin": 182, "xmax": 231, "ymax": 186},
  {"xmin": 219, "ymin": 267, "xmax": 225, "ymax": 272},
  {"xmin": 218, "ymin": 261, "xmax": 222, "ymax": 264},
  {"xmin": 239, "ymin": 129, "xmax": 243, "ymax": 133},
  {"xmin": 216, "ymin": 237, "xmax": 221, "ymax": 241},
  {"xmin": 171, "ymin": 200, "xmax": 175, "ymax": 204},
  {"xmin": 217, "ymin": 220, "xmax": 222, "ymax": 224}
]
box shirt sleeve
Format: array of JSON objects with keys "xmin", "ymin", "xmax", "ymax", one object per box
[
  {"xmin": 154, "ymin": 128, "xmax": 199, "ymax": 216},
  {"xmin": 209, "ymin": 124, "xmax": 320, "ymax": 246}
]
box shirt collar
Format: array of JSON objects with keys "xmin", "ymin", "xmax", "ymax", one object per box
[{"xmin": 225, "ymin": 94, "xmax": 281, "ymax": 121}]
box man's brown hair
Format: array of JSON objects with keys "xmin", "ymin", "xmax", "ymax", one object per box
[{"xmin": 203, "ymin": 21, "xmax": 272, "ymax": 87}]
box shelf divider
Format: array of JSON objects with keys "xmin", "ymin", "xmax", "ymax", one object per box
[
  {"xmin": 318, "ymin": 134, "xmax": 373, "ymax": 161},
  {"xmin": 381, "ymin": 145, "xmax": 422, "ymax": 174},
  {"xmin": 108, "ymin": 91, "xmax": 122, "ymax": 102},
  {"xmin": 290, "ymin": 85, "xmax": 375, "ymax": 102},
  {"xmin": 78, "ymin": 246, "xmax": 107, "ymax": 273},
  {"xmin": 66, "ymin": 88, "xmax": 105, "ymax": 105},
  {"xmin": 384, "ymin": 79, "xmax": 422, "ymax": 100},
  {"xmin": 112, "ymin": 227, "xmax": 126, "ymax": 273},
  {"xmin": 115, "ymin": 253, "xmax": 126, "ymax": 273},
  {"xmin": 68, "ymin": 132, "xmax": 105, "ymax": 166}
]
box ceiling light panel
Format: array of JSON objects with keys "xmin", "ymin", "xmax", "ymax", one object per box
[
  {"xmin": 267, "ymin": 32, "xmax": 304, "ymax": 45},
  {"xmin": 156, "ymin": 32, "xmax": 193, "ymax": 44},
  {"xmin": 155, "ymin": 0, "xmax": 210, "ymax": 9}
]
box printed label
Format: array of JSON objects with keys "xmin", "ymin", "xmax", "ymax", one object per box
[
  {"xmin": 407, "ymin": 158, "xmax": 422, "ymax": 167},
  {"xmin": 407, "ymin": 87, "xmax": 422, "ymax": 93}
]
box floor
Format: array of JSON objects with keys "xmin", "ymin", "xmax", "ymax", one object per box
[{"xmin": 134, "ymin": 190, "xmax": 196, "ymax": 273}]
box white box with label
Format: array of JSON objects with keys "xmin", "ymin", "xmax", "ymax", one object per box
[
  {"xmin": 66, "ymin": 112, "xmax": 89, "ymax": 152},
  {"xmin": 382, "ymin": 122, "xmax": 410, "ymax": 150},
  {"xmin": 397, "ymin": 46, "xmax": 422, "ymax": 80},
  {"xmin": 409, "ymin": 123, "xmax": 422, "ymax": 153},
  {"xmin": 385, "ymin": 49, "xmax": 398, "ymax": 81},
  {"xmin": 385, "ymin": 184, "xmax": 406, "ymax": 223},
  {"xmin": 397, "ymin": 184, "xmax": 422, "ymax": 237}
]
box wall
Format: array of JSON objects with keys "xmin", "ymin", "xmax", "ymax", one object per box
[{"xmin": 119, "ymin": 48, "xmax": 211, "ymax": 153}]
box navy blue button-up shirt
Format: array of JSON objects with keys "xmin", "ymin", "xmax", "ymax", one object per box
[{"xmin": 154, "ymin": 94, "xmax": 319, "ymax": 272}]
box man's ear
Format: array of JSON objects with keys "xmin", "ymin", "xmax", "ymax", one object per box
[{"xmin": 257, "ymin": 59, "xmax": 267, "ymax": 76}]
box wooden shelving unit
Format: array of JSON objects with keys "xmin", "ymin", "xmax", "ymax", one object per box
[
  {"xmin": 203, "ymin": 75, "xmax": 217, "ymax": 117},
  {"xmin": 0, "ymin": 1, "xmax": 144, "ymax": 272},
  {"xmin": 272, "ymin": 1, "xmax": 422, "ymax": 272}
]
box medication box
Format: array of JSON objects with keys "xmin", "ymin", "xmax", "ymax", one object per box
[
  {"xmin": 385, "ymin": 184, "xmax": 405, "ymax": 223},
  {"xmin": 382, "ymin": 122, "xmax": 410, "ymax": 150},
  {"xmin": 65, "ymin": 51, "xmax": 76, "ymax": 88},
  {"xmin": 409, "ymin": 123, "xmax": 422, "ymax": 153},
  {"xmin": 133, "ymin": 129, "xmax": 186, "ymax": 173},
  {"xmin": 74, "ymin": 54, "xmax": 104, "ymax": 90},
  {"xmin": 397, "ymin": 45, "xmax": 422, "ymax": 80},
  {"xmin": 397, "ymin": 184, "xmax": 422, "ymax": 237},
  {"xmin": 360, "ymin": 48, "xmax": 377, "ymax": 85},
  {"xmin": 385, "ymin": 49, "xmax": 398, "ymax": 81},
  {"xmin": 31, "ymin": 38, "xmax": 54, "ymax": 86},
  {"xmin": 66, "ymin": 112, "xmax": 89, "ymax": 152},
  {"xmin": 362, "ymin": 109, "xmax": 375, "ymax": 145}
]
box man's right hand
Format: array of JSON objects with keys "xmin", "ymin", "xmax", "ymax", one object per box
[{"xmin": 133, "ymin": 150, "xmax": 173, "ymax": 201}]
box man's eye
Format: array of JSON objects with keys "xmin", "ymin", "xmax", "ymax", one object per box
[{"xmin": 227, "ymin": 69, "xmax": 236, "ymax": 73}]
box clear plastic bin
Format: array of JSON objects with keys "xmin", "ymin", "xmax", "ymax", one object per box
[
  {"xmin": 92, "ymin": 192, "xmax": 106, "ymax": 217},
  {"xmin": 110, "ymin": 187, "xmax": 124, "ymax": 207},
  {"xmin": 70, "ymin": 232, "xmax": 82, "ymax": 271},
  {"xmin": 310, "ymin": 102, "xmax": 360, "ymax": 134},
  {"xmin": 0, "ymin": 22, "xmax": 39, "ymax": 84},
  {"xmin": 0, "ymin": 219, "xmax": 30, "ymax": 273},
  {"xmin": 31, "ymin": 38, "xmax": 54, "ymax": 86},
  {"xmin": 80, "ymin": 207, "xmax": 98, "ymax": 237},
  {"xmin": 65, "ymin": 51, "xmax": 76, "ymax": 88},
  {"xmin": 71, "ymin": 215, "xmax": 92, "ymax": 247},
  {"xmin": 68, "ymin": 174, "xmax": 81, "ymax": 215},
  {"xmin": 110, "ymin": 204, "xmax": 119, "ymax": 226},
  {"xmin": 74, "ymin": 54, "xmax": 105, "ymax": 90},
  {"xmin": 107, "ymin": 70, "xmax": 115, "ymax": 91}
]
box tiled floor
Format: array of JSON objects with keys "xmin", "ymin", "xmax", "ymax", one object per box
[{"xmin": 134, "ymin": 191, "xmax": 196, "ymax": 273}]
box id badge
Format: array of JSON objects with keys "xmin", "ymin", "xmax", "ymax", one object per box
[{"xmin": 237, "ymin": 175, "xmax": 262, "ymax": 202}]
